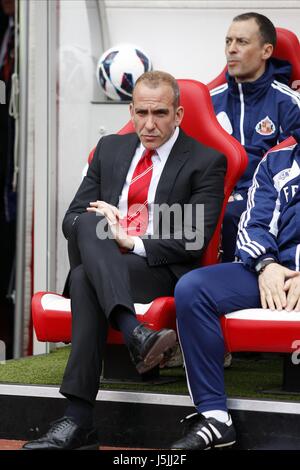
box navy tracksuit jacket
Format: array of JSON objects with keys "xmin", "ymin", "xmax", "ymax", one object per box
[{"xmin": 210, "ymin": 58, "xmax": 300, "ymax": 261}]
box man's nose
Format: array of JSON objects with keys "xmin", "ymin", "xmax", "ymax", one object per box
[
  {"xmin": 145, "ymin": 114, "xmax": 155, "ymax": 129},
  {"xmin": 227, "ymin": 40, "xmax": 237, "ymax": 53}
]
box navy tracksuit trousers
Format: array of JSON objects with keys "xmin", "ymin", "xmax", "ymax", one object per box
[{"xmin": 175, "ymin": 263, "xmax": 261, "ymax": 413}]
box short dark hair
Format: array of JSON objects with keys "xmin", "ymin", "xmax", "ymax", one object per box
[
  {"xmin": 233, "ymin": 12, "xmax": 277, "ymax": 47},
  {"xmin": 133, "ymin": 70, "xmax": 180, "ymax": 108}
]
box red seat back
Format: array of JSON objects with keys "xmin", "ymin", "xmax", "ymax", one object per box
[
  {"xmin": 90, "ymin": 79, "xmax": 247, "ymax": 265},
  {"xmin": 207, "ymin": 27, "xmax": 300, "ymax": 91}
]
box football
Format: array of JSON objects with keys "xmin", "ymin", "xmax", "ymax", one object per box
[{"xmin": 97, "ymin": 44, "xmax": 152, "ymax": 100}]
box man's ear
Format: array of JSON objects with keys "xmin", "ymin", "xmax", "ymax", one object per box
[
  {"xmin": 175, "ymin": 106, "xmax": 184, "ymax": 127},
  {"xmin": 129, "ymin": 102, "xmax": 135, "ymax": 123},
  {"xmin": 262, "ymin": 43, "xmax": 273, "ymax": 60}
]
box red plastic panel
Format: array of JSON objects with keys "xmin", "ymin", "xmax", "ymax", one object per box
[
  {"xmin": 221, "ymin": 316, "xmax": 300, "ymax": 353},
  {"xmin": 32, "ymin": 293, "xmax": 176, "ymax": 345},
  {"xmin": 32, "ymin": 292, "xmax": 72, "ymax": 343}
]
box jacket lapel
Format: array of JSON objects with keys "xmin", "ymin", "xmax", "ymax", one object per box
[
  {"xmin": 109, "ymin": 133, "xmax": 140, "ymax": 206},
  {"xmin": 154, "ymin": 129, "xmax": 190, "ymax": 205}
]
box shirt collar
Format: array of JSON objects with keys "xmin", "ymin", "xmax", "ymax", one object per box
[{"xmin": 140, "ymin": 126, "xmax": 180, "ymax": 162}]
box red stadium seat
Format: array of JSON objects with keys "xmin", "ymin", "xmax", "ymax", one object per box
[
  {"xmin": 207, "ymin": 27, "xmax": 300, "ymax": 91},
  {"xmin": 221, "ymin": 308, "xmax": 300, "ymax": 354},
  {"xmin": 32, "ymin": 293, "xmax": 176, "ymax": 344},
  {"xmin": 32, "ymin": 79, "xmax": 247, "ymax": 380}
]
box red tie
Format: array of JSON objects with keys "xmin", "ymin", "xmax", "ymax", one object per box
[{"xmin": 125, "ymin": 148, "xmax": 155, "ymax": 236}]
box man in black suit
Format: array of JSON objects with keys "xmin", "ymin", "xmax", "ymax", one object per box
[{"xmin": 23, "ymin": 71, "xmax": 226, "ymax": 450}]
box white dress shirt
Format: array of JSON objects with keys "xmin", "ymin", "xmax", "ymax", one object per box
[{"xmin": 118, "ymin": 126, "xmax": 180, "ymax": 256}]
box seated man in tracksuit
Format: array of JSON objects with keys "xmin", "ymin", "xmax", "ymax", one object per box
[
  {"xmin": 210, "ymin": 12, "xmax": 300, "ymax": 262},
  {"xmin": 171, "ymin": 130, "xmax": 300, "ymax": 450}
]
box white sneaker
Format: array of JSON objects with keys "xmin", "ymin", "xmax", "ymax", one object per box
[{"xmin": 171, "ymin": 413, "xmax": 236, "ymax": 450}]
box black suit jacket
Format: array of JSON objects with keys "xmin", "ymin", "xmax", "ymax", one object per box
[{"xmin": 63, "ymin": 129, "xmax": 226, "ymax": 279}]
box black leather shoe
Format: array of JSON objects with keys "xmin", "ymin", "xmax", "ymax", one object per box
[
  {"xmin": 22, "ymin": 417, "xmax": 99, "ymax": 450},
  {"xmin": 170, "ymin": 413, "xmax": 236, "ymax": 450},
  {"xmin": 128, "ymin": 324, "xmax": 177, "ymax": 374}
]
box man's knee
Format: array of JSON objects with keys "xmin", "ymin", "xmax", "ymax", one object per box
[
  {"xmin": 175, "ymin": 269, "xmax": 210, "ymax": 313},
  {"xmin": 75, "ymin": 212, "xmax": 110, "ymax": 244},
  {"xmin": 76, "ymin": 211, "xmax": 101, "ymax": 230}
]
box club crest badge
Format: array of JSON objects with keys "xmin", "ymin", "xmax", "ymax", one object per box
[{"xmin": 255, "ymin": 116, "xmax": 276, "ymax": 136}]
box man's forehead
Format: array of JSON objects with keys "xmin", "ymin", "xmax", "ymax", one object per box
[
  {"xmin": 227, "ymin": 19, "xmax": 260, "ymax": 39},
  {"xmin": 133, "ymin": 84, "xmax": 174, "ymax": 105},
  {"xmin": 133, "ymin": 100, "xmax": 170, "ymax": 110}
]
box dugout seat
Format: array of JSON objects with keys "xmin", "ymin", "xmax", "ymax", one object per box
[
  {"xmin": 32, "ymin": 79, "xmax": 248, "ymax": 381},
  {"xmin": 207, "ymin": 27, "xmax": 300, "ymax": 91}
]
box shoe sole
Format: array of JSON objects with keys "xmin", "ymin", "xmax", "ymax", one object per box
[
  {"xmin": 204, "ymin": 440, "xmax": 236, "ymax": 451},
  {"xmin": 22, "ymin": 443, "xmax": 100, "ymax": 451},
  {"xmin": 172, "ymin": 440, "xmax": 236, "ymax": 451},
  {"xmin": 136, "ymin": 330, "xmax": 177, "ymax": 374},
  {"xmin": 214, "ymin": 440, "xmax": 236, "ymax": 449}
]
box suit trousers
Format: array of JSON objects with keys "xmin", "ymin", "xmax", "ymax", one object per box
[{"xmin": 60, "ymin": 212, "xmax": 177, "ymax": 403}]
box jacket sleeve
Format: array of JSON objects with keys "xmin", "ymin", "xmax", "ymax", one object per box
[
  {"xmin": 143, "ymin": 152, "xmax": 227, "ymax": 266},
  {"xmin": 62, "ymin": 138, "xmax": 102, "ymax": 240},
  {"xmin": 236, "ymin": 154, "xmax": 280, "ymax": 270},
  {"xmin": 278, "ymin": 91, "xmax": 300, "ymax": 140}
]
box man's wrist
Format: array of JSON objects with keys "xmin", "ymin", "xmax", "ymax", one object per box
[
  {"xmin": 130, "ymin": 236, "xmax": 146, "ymax": 257},
  {"xmin": 255, "ymin": 257, "xmax": 277, "ymax": 276},
  {"xmin": 127, "ymin": 238, "xmax": 135, "ymax": 251}
]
